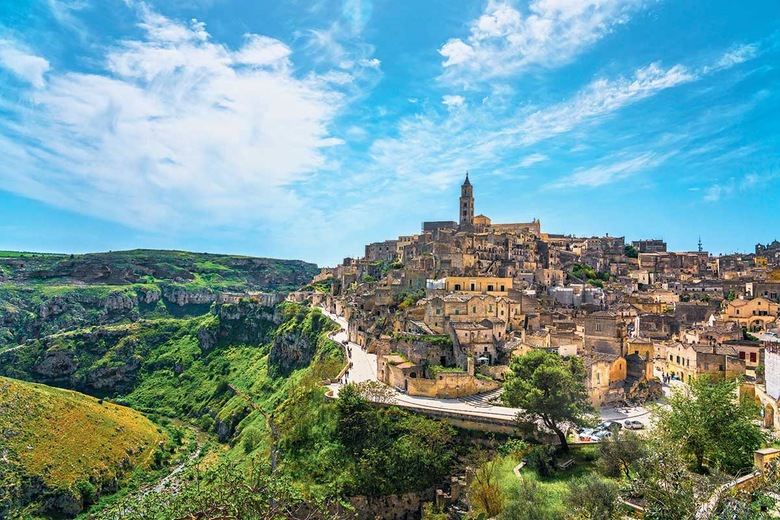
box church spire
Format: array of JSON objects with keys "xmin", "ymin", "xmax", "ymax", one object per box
[{"xmin": 459, "ymin": 171, "xmax": 474, "ymax": 231}]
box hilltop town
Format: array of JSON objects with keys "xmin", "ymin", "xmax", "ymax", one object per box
[{"xmin": 296, "ymin": 173, "xmax": 780, "ymax": 429}]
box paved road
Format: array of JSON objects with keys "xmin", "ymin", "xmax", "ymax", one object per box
[{"xmin": 319, "ymin": 308, "xmax": 655, "ymax": 426}]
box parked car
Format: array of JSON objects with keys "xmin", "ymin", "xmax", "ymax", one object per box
[
  {"xmin": 623, "ymin": 420, "xmax": 645, "ymax": 430},
  {"xmin": 592, "ymin": 430, "xmax": 613, "ymax": 441},
  {"xmin": 596, "ymin": 421, "xmax": 622, "ymax": 433}
]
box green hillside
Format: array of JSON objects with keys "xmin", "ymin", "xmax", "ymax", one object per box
[{"xmin": 0, "ymin": 377, "xmax": 168, "ymax": 518}]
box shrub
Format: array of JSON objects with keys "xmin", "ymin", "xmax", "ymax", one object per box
[
  {"xmin": 242, "ymin": 428, "xmax": 263, "ymax": 454},
  {"xmin": 525, "ymin": 444, "xmax": 557, "ymax": 477}
]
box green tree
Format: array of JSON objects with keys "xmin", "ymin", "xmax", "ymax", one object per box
[
  {"xmin": 655, "ymin": 377, "xmax": 765, "ymax": 473},
  {"xmin": 598, "ymin": 430, "xmax": 646, "ymax": 479},
  {"xmin": 503, "ymin": 350, "xmax": 595, "ymax": 451},
  {"xmin": 567, "ymin": 474, "xmax": 620, "ymax": 520},
  {"xmin": 624, "ymin": 245, "xmax": 639, "ymax": 258}
]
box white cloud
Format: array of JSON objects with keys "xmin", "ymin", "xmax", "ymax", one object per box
[
  {"xmin": 514, "ymin": 62, "xmax": 696, "ymax": 145},
  {"xmin": 517, "ymin": 153, "xmax": 548, "ymax": 167},
  {"xmin": 715, "ymin": 43, "xmax": 759, "ymax": 70},
  {"xmin": 442, "ymin": 94, "xmax": 465, "ymax": 108},
  {"xmin": 549, "ymin": 152, "xmax": 666, "ymax": 188},
  {"xmin": 0, "ymin": 9, "xmax": 346, "ymax": 231},
  {"xmin": 439, "ymin": 0, "xmax": 646, "ymax": 83},
  {"xmin": 0, "ymin": 39, "xmax": 51, "ymax": 88}
]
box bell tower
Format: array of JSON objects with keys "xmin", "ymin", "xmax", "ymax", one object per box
[{"xmin": 459, "ymin": 172, "xmax": 474, "ymax": 231}]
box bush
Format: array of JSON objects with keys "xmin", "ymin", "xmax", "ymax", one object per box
[
  {"xmin": 76, "ymin": 480, "xmax": 96, "ymax": 504},
  {"xmin": 242, "ymin": 428, "xmax": 263, "ymax": 454},
  {"xmin": 498, "ymin": 438, "xmax": 528, "ymax": 459},
  {"xmin": 567, "ymin": 474, "xmax": 620, "ymax": 519},
  {"xmin": 525, "ymin": 444, "xmax": 557, "ymax": 478}
]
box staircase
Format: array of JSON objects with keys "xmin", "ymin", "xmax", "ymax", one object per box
[{"xmin": 459, "ymin": 388, "xmax": 504, "ymax": 408}]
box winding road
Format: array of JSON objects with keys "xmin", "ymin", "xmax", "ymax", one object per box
[{"xmin": 320, "ymin": 307, "xmax": 655, "ymax": 429}]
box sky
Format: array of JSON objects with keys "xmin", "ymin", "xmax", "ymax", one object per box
[{"xmin": 0, "ymin": 0, "xmax": 778, "ymax": 266}]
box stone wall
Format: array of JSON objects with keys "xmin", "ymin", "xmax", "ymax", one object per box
[{"xmin": 406, "ymin": 371, "xmax": 500, "ymax": 398}]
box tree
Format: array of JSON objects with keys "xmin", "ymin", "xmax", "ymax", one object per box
[
  {"xmin": 567, "ymin": 474, "xmax": 620, "ymax": 520},
  {"xmin": 502, "ymin": 349, "xmax": 595, "ymax": 451},
  {"xmin": 470, "ymin": 458, "xmax": 504, "ymax": 517},
  {"xmin": 634, "ymin": 439, "xmax": 709, "ymax": 520},
  {"xmin": 654, "ymin": 377, "xmax": 765, "ymax": 473},
  {"xmin": 624, "ymin": 245, "xmax": 639, "ymax": 258},
  {"xmin": 599, "ymin": 430, "xmax": 646, "ymax": 479}
]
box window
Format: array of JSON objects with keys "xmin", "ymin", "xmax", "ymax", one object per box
[
  {"xmin": 704, "ymin": 363, "xmax": 709, "ymax": 370},
  {"xmin": 454, "ymin": 309, "xmax": 459, "ymax": 315},
  {"xmin": 500, "ymin": 310, "xmax": 504, "ymax": 316},
  {"xmin": 595, "ymin": 323, "xmax": 602, "ymax": 332},
  {"xmin": 736, "ymin": 310, "xmax": 739, "ymax": 315},
  {"xmin": 500, "ymin": 285, "xmax": 505, "ymax": 291},
  {"xmin": 739, "ymin": 351, "xmax": 746, "ymax": 360},
  {"xmin": 676, "ymin": 355, "xmax": 680, "ymax": 364},
  {"xmin": 750, "ymin": 352, "xmax": 757, "ymax": 363},
  {"xmin": 487, "ymin": 285, "xmax": 494, "ymax": 291},
  {"xmin": 436, "ymin": 308, "xmax": 441, "ymax": 315},
  {"xmin": 670, "ymin": 354, "xmax": 673, "ymax": 361},
  {"xmin": 454, "ymin": 284, "xmax": 461, "ymax": 290},
  {"xmin": 473, "ymin": 306, "xmax": 476, "ymax": 313},
  {"xmin": 489, "ymin": 305, "xmax": 493, "ymax": 312},
  {"xmin": 470, "ymin": 283, "xmax": 475, "ymax": 291},
  {"xmin": 719, "ymin": 365, "xmax": 725, "ymax": 371}
]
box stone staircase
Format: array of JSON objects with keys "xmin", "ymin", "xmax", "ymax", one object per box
[{"xmin": 458, "ymin": 388, "xmax": 504, "ymax": 408}]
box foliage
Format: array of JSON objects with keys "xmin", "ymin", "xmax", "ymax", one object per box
[
  {"xmin": 335, "ymin": 388, "xmax": 456, "ymax": 497},
  {"xmin": 470, "ymin": 458, "xmax": 505, "ymax": 517},
  {"xmin": 634, "ymin": 437, "xmax": 714, "ymax": 520},
  {"xmin": 499, "ymin": 478, "xmax": 556, "ymax": 520},
  {"xmin": 503, "ymin": 349, "xmax": 596, "ymax": 450},
  {"xmin": 497, "ymin": 438, "xmax": 528, "ymax": 458},
  {"xmin": 566, "ymin": 474, "xmax": 620, "ymax": 520},
  {"xmin": 654, "ymin": 376, "xmax": 765, "ymax": 473},
  {"xmin": 525, "ymin": 444, "xmax": 558, "ymax": 478},
  {"xmin": 624, "ymin": 245, "xmax": 639, "ymax": 258},
  {"xmin": 92, "ymin": 462, "xmax": 337, "ymax": 520},
  {"xmin": 394, "ymin": 333, "xmax": 453, "ymax": 347},
  {"xmin": 570, "ymin": 263, "xmax": 610, "ymax": 283},
  {"xmin": 727, "ymin": 289, "xmax": 736, "ymax": 301},
  {"xmin": 598, "ymin": 430, "xmax": 646, "ymax": 479}
]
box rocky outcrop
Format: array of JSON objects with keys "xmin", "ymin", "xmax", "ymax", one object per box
[
  {"xmin": 34, "ymin": 350, "xmax": 77, "ymax": 379},
  {"xmin": 86, "ymin": 357, "xmax": 142, "ymax": 391},
  {"xmin": 161, "ymin": 286, "xmax": 215, "ymax": 306}
]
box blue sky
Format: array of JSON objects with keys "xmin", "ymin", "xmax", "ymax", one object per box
[{"xmin": 0, "ymin": 0, "xmax": 778, "ymax": 266}]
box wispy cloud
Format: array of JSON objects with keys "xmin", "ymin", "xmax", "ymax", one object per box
[
  {"xmin": 439, "ymin": 0, "xmax": 648, "ymax": 84},
  {"xmin": 548, "ymin": 152, "xmax": 668, "ymax": 189},
  {"xmin": 517, "ymin": 153, "xmax": 548, "ymax": 167},
  {"xmin": 513, "ymin": 62, "xmax": 696, "ymax": 145},
  {"xmin": 703, "ymin": 171, "xmax": 775, "ymax": 202},
  {"xmin": 0, "ymin": 7, "xmax": 349, "ymax": 231},
  {"xmin": 0, "ymin": 39, "xmax": 50, "ymax": 88}
]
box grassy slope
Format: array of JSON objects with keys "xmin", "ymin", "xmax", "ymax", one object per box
[{"xmin": 0, "ymin": 377, "xmax": 167, "ymax": 500}]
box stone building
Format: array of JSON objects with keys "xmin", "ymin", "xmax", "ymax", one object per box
[
  {"xmin": 664, "ymin": 343, "xmax": 745, "ymax": 383},
  {"xmin": 723, "ymin": 297, "xmax": 780, "ymax": 332},
  {"xmin": 632, "ymin": 239, "xmax": 667, "ymax": 253},
  {"xmin": 583, "ymin": 311, "xmax": 627, "ymax": 357}
]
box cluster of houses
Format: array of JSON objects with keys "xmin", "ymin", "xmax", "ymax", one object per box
[{"xmin": 292, "ymin": 174, "xmax": 780, "ymax": 430}]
